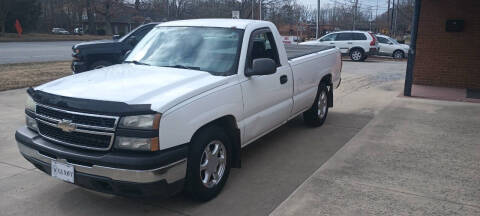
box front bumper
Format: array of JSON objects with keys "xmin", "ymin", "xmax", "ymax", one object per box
[
  {"xmin": 71, "ymin": 61, "xmax": 88, "ymax": 74},
  {"xmin": 16, "ymin": 127, "xmax": 188, "ymax": 197}
]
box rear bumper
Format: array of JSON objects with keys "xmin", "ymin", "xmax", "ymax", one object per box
[
  {"xmin": 16, "ymin": 127, "xmax": 187, "ymax": 197},
  {"xmin": 367, "ymin": 48, "xmax": 378, "ymax": 56}
]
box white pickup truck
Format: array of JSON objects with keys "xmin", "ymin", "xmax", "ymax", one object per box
[{"xmin": 16, "ymin": 19, "xmax": 341, "ymax": 201}]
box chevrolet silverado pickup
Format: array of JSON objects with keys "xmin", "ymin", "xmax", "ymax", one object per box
[{"xmin": 16, "ymin": 19, "xmax": 341, "ymax": 201}]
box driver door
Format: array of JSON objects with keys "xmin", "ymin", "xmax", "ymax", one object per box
[{"xmin": 240, "ymin": 28, "xmax": 294, "ymax": 143}]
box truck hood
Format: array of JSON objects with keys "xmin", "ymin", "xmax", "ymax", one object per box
[
  {"xmin": 73, "ymin": 40, "xmax": 119, "ymax": 49},
  {"xmin": 35, "ymin": 64, "xmax": 229, "ymax": 113}
]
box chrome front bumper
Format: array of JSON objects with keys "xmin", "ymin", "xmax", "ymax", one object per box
[{"xmin": 18, "ymin": 142, "xmax": 187, "ymax": 184}]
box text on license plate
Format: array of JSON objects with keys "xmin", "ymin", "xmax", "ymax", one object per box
[{"xmin": 51, "ymin": 160, "xmax": 74, "ymax": 183}]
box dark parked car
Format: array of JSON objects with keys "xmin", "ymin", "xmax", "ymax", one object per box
[{"xmin": 71, "ymin": 22, "xmax": 160, "ymax": 73}]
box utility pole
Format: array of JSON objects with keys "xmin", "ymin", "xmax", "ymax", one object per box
[
  {"xmin": 252, "ymin": 0, "xmax": 254, "ymax": 19},
  {"xmin": 316, "ymin": 0, "xmax": 320, "ymax": 38},
  {"xmin": 259, "ymin": 0, "xmax": 262, "ymax": 20},
  {"xmin": 333, "ymin": 0, "xmax": 337, "ymax": 26},
  {"xmin": 391, "ymin": 0, "xmax": 395, "ymax": 35},
  {"xmin": 167, "ymin": 0, "xmax": 169, "ymax": 19},
  {"xmin": 375, "ymin": 0, "xmax": 378, "ymax": 31},
  {"xmin": 393, "ymin": 0, "xmax": 399, "ymax": 36},
  {"xmin": 353, "ymin": 0, "xmax": 358, "ymax": 30},
  {"xmin": 387, "ymin": 0, "xmax": 390, "ymax": 34}
]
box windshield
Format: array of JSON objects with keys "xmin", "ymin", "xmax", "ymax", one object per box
[
  {"xmin": 389, "ymin": 37, "xmax": 400, "ymax": 44},
  {"xmin": 125, "ymin": 26, "xmax": 244, "ymax": 75},
  {"xmin": 118, "ymin": 24, "xmax": 144, "ymax": 41}
]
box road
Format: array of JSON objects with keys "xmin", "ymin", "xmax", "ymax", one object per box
[
  {"xmin": 0, "ymin": 60, "xmax": 407, "ymax": 216},
  {"xmin": 0, "ymin": 41, "xmax": 81, "ymax": 64}
]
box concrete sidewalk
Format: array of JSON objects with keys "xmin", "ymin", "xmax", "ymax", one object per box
[{"xmin": 271, "ymin": 98, "xmax": 480, "ymax": 215}]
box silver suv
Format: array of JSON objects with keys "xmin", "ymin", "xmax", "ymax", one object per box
[{"xmin": 301, "ymin": 31, "xmax": 379, "ymax": 61}]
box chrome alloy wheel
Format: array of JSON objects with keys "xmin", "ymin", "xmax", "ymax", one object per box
[
  {"xmin": 351, "ymin": 50, "xmax": 362, "ymax": 61},
  {"xmin": 318, "ymin": 89, "xmax": 328, "ymax": 118},
  {"xmin": 200, "ymin": 140, "xmax": 227, "ymax": 188}
]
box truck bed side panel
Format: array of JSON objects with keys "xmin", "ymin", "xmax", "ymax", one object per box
[
  {"xmin": 285, "ymin": 44, "xmax": 335, "ymax": 60},
  {"xmin": 288, "ymin": 48, "xmax": 339, "ymax": 116}
]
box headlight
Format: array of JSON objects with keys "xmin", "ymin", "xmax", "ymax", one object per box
[
  {"xmin": 118, "ymin": 114, "xmax": 161, "ymax": 129},
  {"xmin": 114, "ymin": 137, "xmax": 159, "ymax": 151},
  {"xmin": 25, "ymin": 95, "xmax": 36, "ymax": 112},
  {"xmin": 26, "ymin": 115, "xmax": 38, "ymax": 132}
]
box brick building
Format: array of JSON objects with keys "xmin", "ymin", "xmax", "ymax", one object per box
[{"xmin": 405, "ymin": 0, "xmax": 480, "ymax": 99}]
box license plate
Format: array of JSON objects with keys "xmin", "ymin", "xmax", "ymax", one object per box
[{"xmin": 51, "ymin": 160, "xmax": 74, "ymax": 183}]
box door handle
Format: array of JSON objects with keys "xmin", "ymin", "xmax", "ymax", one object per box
[
  {"xmin": 280, "ymin": 75, "xmax": 288, "ymax": 84},
  {"xmin": 347, "ymin": 42, "xmax": 353, "ymax": 44},
  {"xmin": 329, "ymin": 42, "xmax": 335, "ymax": 44}
]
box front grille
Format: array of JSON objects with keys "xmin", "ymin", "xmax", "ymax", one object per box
[
  {"xmin": 38, "ymin": 121, "xmax": 113, "ymax": 150},
  {"xmin": 37, "ymin": 105, "xmax": 117, "ymax": 129},
  {"xmin": 34, "ymin": 104, "xmax": 118, "ymax": 151}
]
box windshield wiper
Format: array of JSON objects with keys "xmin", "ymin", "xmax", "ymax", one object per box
[
  {"xmin": 124, "ymin": 60, "xmax": 150, "ymax": 66},
  {"xmin": 163, "ymin": 65, "xmax": 201, "ymax": 71}
]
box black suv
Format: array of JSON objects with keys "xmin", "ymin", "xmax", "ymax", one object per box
[{"xmin": 71, "ymin": 22, "xmax": 160, "ymax": 73}]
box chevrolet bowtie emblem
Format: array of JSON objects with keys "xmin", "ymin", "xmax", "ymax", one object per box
[{"xmin": 57, "ymin": 119, "xmax": 76, "ymax": 133}]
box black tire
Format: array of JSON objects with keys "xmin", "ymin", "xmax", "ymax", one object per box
[
  {"xmin": 89, "ymin": 60, "xmax": 112, "ymax": 70},
  {"xmin": 349, "ymin": 48, "xmax": 365, "ymax": 62},
  {"xmin": 393, "ymin": 50, "xmax": 404, "ymax": 59},
  {"xmin": 184, "ymin": 125, "xmax": 232, "ymax": 201},
  {"xmin": 303, "ymin": 83, "xmax": 329, "ymax": 127}
]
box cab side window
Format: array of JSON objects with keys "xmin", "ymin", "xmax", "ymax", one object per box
[
  {"xmin": 320, "ymin": 33, "xmax": 336, "ymax": 41},
  {"xmin": 247, "ymin": 30, "xmax": 280, "ymax": 69},
  {"xmin": 335, "ymin": 33, "xmax": 352, "ymax": 41},
  {"xmin": 352, "ymin": 33, "xmax": 367, "ymax": 40},
  {"xmin": 377, "ymin": 37, "xmax": 389, "ymax": 44},
  {"xmin": 133, "ymin": 27, "xmax": 151, "ymax": 40}
]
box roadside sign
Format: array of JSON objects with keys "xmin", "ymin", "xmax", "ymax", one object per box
[{"xmin": 282, "ymin": 36, "xmax": 299, "ymax": 44}]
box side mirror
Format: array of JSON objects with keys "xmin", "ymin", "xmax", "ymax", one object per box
[
  {"xmin": 245, "ymin": 58, "xmax": 277, "ymax": 76},
  {"xmin": 127, "ymin": 36, "xmax": 138, "ymax": 46},
  {"xmin": 388, "ymin": 42, "xmax": 393, "ymax": 45},
  {"xmin": 112, "ymin": 35, "xmax": 120, "ymax": 40}
]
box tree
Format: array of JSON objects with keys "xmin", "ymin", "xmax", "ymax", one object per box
[
  {"xmin": 95, "ymin": 0, "xmax": 125, "ymax": 35},
  {"xmin": 85, "ymin": 0, "xmax": 96, "ymax": 34},
  {"xmin": 2, "ymin": 0, "xmax": 41, "ymax": 33},
  {"xmin": 0, "ymin": 0, "xmax": 13, "ymax": 33}
]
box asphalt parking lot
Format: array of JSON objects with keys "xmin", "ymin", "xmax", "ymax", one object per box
[{"xmin": 0, "ymin": 60, "xmax": 407, "ymax": 216}]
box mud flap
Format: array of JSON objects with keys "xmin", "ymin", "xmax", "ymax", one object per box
[{"xmin": 327, "ymin": 85, "xmax": 334, "ymax": 108}]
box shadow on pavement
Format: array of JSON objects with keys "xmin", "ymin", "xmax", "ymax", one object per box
[{"xmin": 51, "ymin": 111, "xmax": 373, "ymax": 216}]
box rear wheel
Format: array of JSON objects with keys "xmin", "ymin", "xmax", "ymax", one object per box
[
  {"xmin": 303, "ymin": 83, "xmax": 329, "ymax": 127},
  {"xmin": 350, "ymin": 49, "xmax": 364, "ymax": 61},
  {"xmin": 184, "ymin": 126, "xmax": 231, "ymax": 201}
]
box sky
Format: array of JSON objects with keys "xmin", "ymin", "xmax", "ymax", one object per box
[{"xmin": 298, "ymin": 0, "xmax": 390, "ymax": 14}]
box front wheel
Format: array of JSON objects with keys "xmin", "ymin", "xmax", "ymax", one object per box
[
  {"xmin": 303, "ymin": 83, "xmax": 329, "ymax": 127},
  {"xmin": 350, "ymin": 49, "xmax": 364, "ymax": 61},
  {"xmin": 184, "ymin": 126, "xmax": 231, "ymax": 201},
  {"xmin": 393, "ymin": 50, "xmax": 405, "ymax": 59}
]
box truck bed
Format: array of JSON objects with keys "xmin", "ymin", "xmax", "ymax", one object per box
[{"xmin": 285, "ymin": 44, "xmax": 335, "ymax": 60}]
